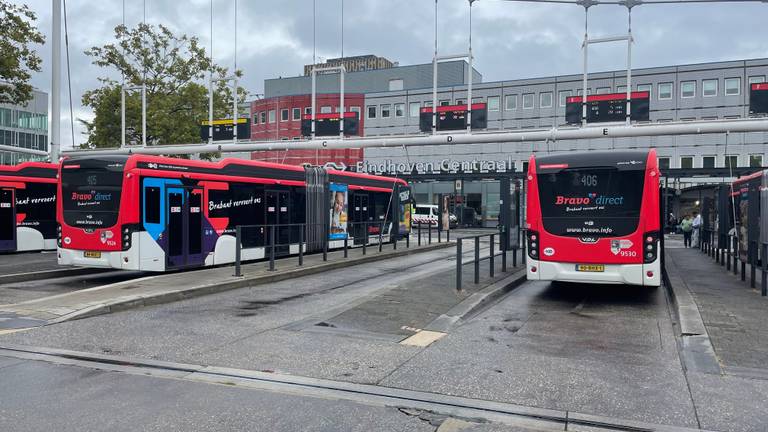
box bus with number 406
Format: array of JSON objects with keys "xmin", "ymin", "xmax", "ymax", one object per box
[{"xmin": 525, "ymin": 150, "xmax": 661, "ymax": 287}]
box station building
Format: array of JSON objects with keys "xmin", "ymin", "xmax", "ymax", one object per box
[
  {"xmin": 0, "ymin": 89, "xmax": 49, "ymax": 165},
  {"xmin": 250, "ymin": 57, "xmax": 768, "ymax": 226}
]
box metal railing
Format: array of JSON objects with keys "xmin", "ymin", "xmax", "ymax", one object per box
[
  {"xmin": 454, "ymin": 227, "xmax": 520, "ymax": 291},
  {"xmin": 413, "ymin": 221, "xmax": 451, "ymax": 246},
  {"xmin": 698, "ymin": 228, "xmax": 766, "ymax": 297}
]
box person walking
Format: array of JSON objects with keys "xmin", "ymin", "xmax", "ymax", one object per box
[
  {"xmin": 692, "ymin": 211, "xmax": 702, "ymax": 248},
  {"xmin": 681, "ymin": 215, "xmax": 693, "ymax": 248}
]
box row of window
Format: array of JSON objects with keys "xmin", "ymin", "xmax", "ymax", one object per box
[
  {"xmin": 657, "ymin": 154, "xmax": 763, "ymax": 170},
  {"xmin": 253, "ymin": 105, "xmax": 363, "ymax": 125},
  {"xmin": 0, "ymin": 130, "xmax": 48, "ymax": 151},
  {"xmin": 0, "ymin": 108, "xmax": 48, "ymax": 131}
]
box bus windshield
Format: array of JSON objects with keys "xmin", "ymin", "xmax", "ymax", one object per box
[
  {"xmin": 61, "ymin": 159, "xmax": 125, "ymax": 229},
  {"xmin": 537, "ymin": 167, "xmax": 645, "ymax": 238}
]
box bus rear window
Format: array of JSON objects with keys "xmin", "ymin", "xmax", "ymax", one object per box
[
  {"xmin": 61, "ymin": 165, "xmax": 124, "ymax": 228},
  {"xmin": 537, "ymin": 167, "xmax": 645, "ymax": 237}
]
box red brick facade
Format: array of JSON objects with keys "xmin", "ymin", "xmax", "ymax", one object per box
[{"xmin": 249, "ymin": 94, "xmax": 365, "ymax": 167}]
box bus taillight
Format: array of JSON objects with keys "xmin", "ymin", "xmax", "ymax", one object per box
[
  {"xmin": 527, "ymin": 230, "xmax": 539, "ymax": 259},
  {"xmin": 644, "ymin": 231, "xmax": 660, "ymax": 263}
]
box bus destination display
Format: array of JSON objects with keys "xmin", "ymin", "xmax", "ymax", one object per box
[
  {"xmin": 749, "ymin": 83, "xmax": 768, "ymax": 115},
  {"xmin": 301, "ymin": 112, "xmax": 360, "ymax": 137},
  {"xmin": 419, "ymin": 103, "xmax": 488, "ymax": 132},
  {"xmin": 200, "ymin": 118, "xmax": 250, "ymax": 141},
  {"xmin": 565, "ymin": 92, "xmax": 650, "ymax": 124}
]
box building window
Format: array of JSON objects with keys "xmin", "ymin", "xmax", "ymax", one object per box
[
  {"xmin": 749, "ymin": 75, "xmax": 765, "ymax": 85},
  {"xmin": 556, "ymin": 91, "xmax": 570, "ymax": 107},
  {"xmin": 380, "ymin": 104, "xmax": 391, "ymax": 118},
  {"xmin": 268, "ymin": 110, "xmax": 276, "ymax": 123},
  {"xmin": 305, "ymin": 107, "xmax": 312, "ymax": 115},
  {"xmin": 260, "ymin": 112, "xmax": 267, "ymax": 123},
  {"xmin": 409, "ymin": 102, "xmax": 421, "ymax": 117},
  {"xmin": 320, "ymin": 106, "xmax": 332, "ymax": 114},
  {"xmin": 389, "ymin": 79, "xmax": 404, "ymax": 91},
  {"xmin": 702, "ymin": 79, "xmax": 718, "ymax": 97},
  {"xmin": 522, "ymin": 93, "xmax": 534, "ymax": 109},
  {"xmin": 658, "ymin": 83, "xmax": 673, "ymax": 100},
  {"xmin": 487, "ymin": 96, "xmax": 500, "ymax": 111},
  {"xmin": 637, "ymin": 84, "xmax": 652, "ymax": 94},
  {"xmin": 540, "ymin": 92, "xmax": 553, "ymax": 108},
  {"xmin": 680, "ymin": 156, "xmax": 694, "ymax": 169},
  {"xmin": 439, "ymin": 100, "xmax": 450, "ymax": 106},
  {"xmin": 750, "ymin": 154, "xmax": 763, "ymax": 168},
  {"xmin": 394, "ymin": 103, "xmax": 405, "ymax": 117},
  {"xmin": 292, "ymin": 108, "xmax": 301, "ymax": 120},
  {"xmin": 253, "ymin": 113, "xmax": 259, "ymax": 125},
  {"xmin": 617, "ymin": 85, "xmax": 627, "ymax": 93},
  {"xmin": 658, "ymin": 157, "xmax": 670, "ymax": 170},
  {"xmin": 702, "ymin": 156, "xmax": 715, "ymax": 169},
  {"xmin": 350, "ymin": 106, "xmax": 360, "ymax": 117},
  {"xmin": 455, "ymin": 99, "xmax": 465, "ymax": 106},
  {"xmin": 725, "ymin": 77, "xmax": 741, "ymax": 96},
  {"xmin": 367, "ymin": 105, "xmax": 377, "ymax": 119},
  {"xmin": 505, "ymin": 95, "xmax": 517, "ymax": 110},
  {"xmin": 681, "ymin": 81, "xmax": 696, "ymax": 98},
  {"xmin": 596, "ymin": 87, "xmax": 611, "ymax": 94},
  {"xmin": 280, "ymin": 109, "xmax": 289, "ymax": 122},
  {"xmin": 725, "ymin": 155, "xmax": 738, "ymax": 168}
]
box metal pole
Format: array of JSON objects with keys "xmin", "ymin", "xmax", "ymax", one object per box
[
  {"xmin": 625, "ymin": 6, "xmax": 632, "ymax": 125},
  {"xmin": 233, "ymin": 77, "xmax": 238, "ymax": 145},
  {"xmin": 323, "ymin": 223, "xmax": 328, "ymax": 261},
  {"xmin": 581, "ymin": 6, "xmax": 588, "ymax": 127},
  {"xmin": 474, "ymin": 236, "xmax": 480, "ymax": 284},
  {"xmin": 750, "ymin": 242, "xmax": 756, "ymax": 288},
  {"xmin": 429, "ymin": 223, "xmax": 432, "ymax": 244},
  {"xmin": 432, "ymin": 0, "xmax": 438, "ymax": 135},
  {"xmin": 456, "ymin": 238, "xmax": 462, "ymax": 291},
  {"xmin": 51, "ymin": 0, "xmax": 61, "ymax": 160},
  {"xmin": 727, "ymin": 236, "xmax": 732, "ymax": 271},
  {"xmin": 490, "ymin": 234, "xmax": 495, "ymax": 278},
  {"xmin": 340, "ymin": 67, "xmax": 345, "ymax": 138},
  {"xmin": 418, "ymin": 222, "xmax": 422, "ymax": 246},
  {"xmin": 311, "ymin": 69, "xmax": 316, "ymax": 139},
  {"xmin": 362, "ymin": 223, "xmax": 367, "ymax": 255},
  {"xmin": 299, "ymin": 224, "xmax": 304, "ymax": 266},
  {"xmin": 762, "ymin": 243, "xmax": 767, "ymax": 296},
  {"xmin": 379, "ymin": 223, "xmax": 383, "ymax": 253},
  {"xmin": 269, "ymin": 225, "xmax": 275, "ymax": 271},
  {"xmin": 234, "ymin": 225, "xmax": 242, "ymax": 276},
  {"xmin": 466, "ymin": 0, "xmax": 473, "ymax": 133},
  {"xmin": 208, "ymin": 0, "xmax": 213, "ymax": 145},
  {"xmin": 447, "ymin": 229, "xmax": 450, "ymax": 242},
  {"xmin": 406, "ymin": 229, "xmax": 410, "ymax": 248},
  {"xmin": 344, "ymin": 235, "xmax": 348, "ymax": 257},
  {"xmin": 121, "ymin": 87, "xmax": 126, "ymax": 148},
  {"xmin": 141, "ymin": 84, "xmax": 146, "ymax": 146}
]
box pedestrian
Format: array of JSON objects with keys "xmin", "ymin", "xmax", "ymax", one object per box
[
  {"xmin": 668, "ymin": 213, "xmax": 677, "ymax": 234},
  {"xmin": 692, "ymin": 211, "xmax": 702, "ymax": 248},
  {"xmin": 681, "ymin": 214, "xmax": 693, "ymax": 248}
]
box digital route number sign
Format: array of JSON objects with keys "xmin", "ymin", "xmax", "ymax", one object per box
[
  {"xmin": 565, "ymin": 92, "xmax": 650, "ymax": 124},
  {"xmin": 301, "ymin": 112, "xmax": 360, "ymax": 137},
  {"xmin": 419, "ymin": 103, "xmax": 488, "ymax": 132},
  {"xmin": 749, "ymin": 83, "xmax": 768, "ymax": 115},
  {"xmin": 200, "ymin": 118, "xmax": 250, "ymax": 141}
]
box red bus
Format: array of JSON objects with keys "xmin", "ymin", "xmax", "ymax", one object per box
[
  {"xmin": 0, "ymin": 162, "xmax": 58, "ymax": 253},
  {"xmin": 57, "ymin": 155, "xmax": 411, "ymax": 271},
  {"xmin": 526, "ymin": 150, "xmax": 661, "ymax": 286}
]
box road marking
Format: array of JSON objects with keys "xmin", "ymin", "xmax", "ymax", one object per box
[{"xmin": 400, "ymin": 330, "xmax": 446, "ymax": 347}]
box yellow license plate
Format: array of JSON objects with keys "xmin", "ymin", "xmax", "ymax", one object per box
[
  {"xmin": 84, "ymin": 251, "xmax": 101, "ymax": 259},
  {"xmin": 576, "ymin": 264, "xmax": 604, "ymax": 272}
]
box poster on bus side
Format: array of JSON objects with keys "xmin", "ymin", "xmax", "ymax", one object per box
[{"xmin": 329, "ymin": 183, "xmax": 348, "ymax": 239}]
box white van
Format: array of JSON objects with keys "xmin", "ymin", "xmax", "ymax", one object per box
[{"xmin": 413, "ymin": 204, "xmax": 457, "ymax": 228}]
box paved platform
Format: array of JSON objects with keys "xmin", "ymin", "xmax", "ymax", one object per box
[{"xmin": 0, "ymin": 241, "xmax": 456, "ymax": 326}]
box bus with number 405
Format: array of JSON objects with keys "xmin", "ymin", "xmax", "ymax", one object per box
[{"xmin": 525, "ymin": 150, "xmax": 661, "ymax": 287}]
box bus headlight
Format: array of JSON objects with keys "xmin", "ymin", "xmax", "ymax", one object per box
[
  {"xmin": 644, "ymin": 231, "xmax": 659, "ymax": 263},
  {"xmin": 527, "ymin": 230, "xmax": 540, "ymax": 260}
]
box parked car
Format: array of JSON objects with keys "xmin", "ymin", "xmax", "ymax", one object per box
[{"xmin": 413, "ymin": 204, "xmax": 458, "ymax": 228}]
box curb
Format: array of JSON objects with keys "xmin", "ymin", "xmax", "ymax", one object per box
[
  {"xmin": 45, "ymin": 242, "xmax": 455, "ymax": 324},
  {"xmin": 662, "ymin": 249, "xmax": 722, "ymax": 375},
  {"xmin": 425, "ymin": 269, "xmax": 527, "ymax": 333}
]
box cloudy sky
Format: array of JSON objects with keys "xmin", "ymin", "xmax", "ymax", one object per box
[{"xmin": 20, "ymin": 0, "xmax": 768, "ymax": 149}]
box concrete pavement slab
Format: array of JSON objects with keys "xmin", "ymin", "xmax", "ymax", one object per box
[{"xmin": 686, "ymin": 371, "xmax": 768, "ymax": 432}]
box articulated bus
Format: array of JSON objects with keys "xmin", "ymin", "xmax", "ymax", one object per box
[
  {"xmin": 57, "ymin": 155, "xmax": 411, "ymax": 271},
  {"xmin": 526, "ymin": 150, "xmax": 661, "ymax": 287},
  {"xmin": 0, "ymin": 162, "xmax": 58, "ymax": 253}
]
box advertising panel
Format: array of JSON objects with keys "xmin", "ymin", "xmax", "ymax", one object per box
[
  {"xmin": 398, "ymin": 187, "xmax": 412, "ymax": 235},
  {"xmin": 329, "ymin": 183, "xmax": 348, "ymax": 239}
]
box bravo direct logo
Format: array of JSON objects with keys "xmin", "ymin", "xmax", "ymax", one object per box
[{"xmin": 555, "ymin": 193, "xmax": 624, "ymax": 206}]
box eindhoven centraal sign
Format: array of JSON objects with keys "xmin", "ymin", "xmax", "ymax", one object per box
[{"xmin": 356, "ymin": 157, "xmax": 515, "ymax": 175}]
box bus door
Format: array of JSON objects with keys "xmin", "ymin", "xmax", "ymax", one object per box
[
  {"xmin": 266, "ymin": 190, "xmax": 290, "ymax": 256},
  {"xmin": 0, "ymin": 188, "xmax": 16, "ymax": 252},
  {"xmin": 166, "ymin": 187, "xmax": 204, "ymax": 269},
  {"xmin": 352, "ymin": 193, "xmax": 369, "ymax": 244}
]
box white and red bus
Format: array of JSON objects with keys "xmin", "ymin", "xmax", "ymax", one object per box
[
  {"xmin": 525, "ymin": 150, "xmax": 661, "ymax": 286},
  {"xmin": 57, "ymin": 155, "xmax": 411, "ymax": 271},
  {"xmin": 0, "ymin": 162, "xmax": 58, "ymax": 253}
]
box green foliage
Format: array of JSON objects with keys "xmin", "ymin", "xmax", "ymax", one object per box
[
  {"xmin": 0, "ymin": 0, "xmax": 45, "ymax": 105},
  {"xmin": 80, "ymin": 23, "xmax": 246, "ymax": 158}
]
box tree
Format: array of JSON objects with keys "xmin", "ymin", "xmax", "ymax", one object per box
[
  {"xmin": 0, "ymin": 0, "xmax": 45, "ymax": 105},
  {"xmin": 80, "ymin": 23, "xmax": 246, "ymax": 156}
]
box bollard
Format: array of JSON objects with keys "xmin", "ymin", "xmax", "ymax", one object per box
[
  {"xmin": 438, "ymin": 229, "xmax": 442, "ymax": 243},
  {"xmin": 323, "ymin": 225, "xmax": 328, "ymax": 262},
  {"xmin": 298, "ymin": 225, "xmax": 304, "ymax": 266},
  {"xmin": 418, "ymin": 223, "xmax": 422, "ymax": 246},
  {"xmin": 490, "ymin": 234, "xmax": 495, "ymax": 278},
  {"xmin": 512, "ymin": 246, "xmax": 517, "ymax": 268},
  {"xmin": 720, "ymin": 247, "xmax": 725, "ymax": 266},
  {"xmin": 393, "ymin": 234, "xmax": 397, "ymax": 250},
  {"xmin": 502, "ymin": 234, "xmax": 507, "ymax": 272},
  {"xmin": 742, "ymin": 261, "xmax": 746, "ymax": 282},
  {"xmin": 428, "ymin": 223, "xmax": 432, "ymax": 244},
  {"xmin": 474, "ymin": 237, "xmax": 480, "ymax": 284},
  {"xmin": 234, "ymin": 226, "xmax": 242, "ymax": 277},
  {"xmin": 344, "ymin": 236, "xmax": 348, "ymax": 258},
  {"xmin": 762, "ymin": 243, "xmax": 767, "ymax": 297},
  {"xmin": 269, "ymin": 225, "xmax": 276, "ymax": 271},
  {"xmin": 456, "ymin": 239, "xmax": 463, "ymax": 291},
  {"xmin": 406, "ymin": 230, "xmax": 410, "ymax": 248},
  {"xmin": 716, "ymin": 243, "xmax": 720, "ymax": 264},
  {"xmin": 379, "ymin": 224, "xmax": 383, "ymax": 253},
  {"xmin": 362, "ymin": 224, "xmax": 367, "ymax": 256},
  {"xmin": 447, "ymin": 230, "xmax": 450, "ymax": 242}
]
